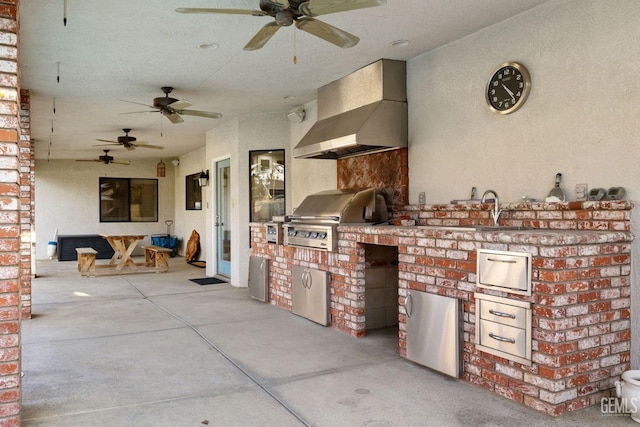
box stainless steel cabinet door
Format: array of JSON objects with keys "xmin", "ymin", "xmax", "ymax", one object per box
[
  {"xmin": 248, "ymin": 256, "xmax": 269, "ymax": 302},
  {"xmin": 405, "ymin": 290, "xmax": 462, "ymax": 378},
  {"xmin": 292, "ymin": 265, "xmax": 330, "ymax": 326}
]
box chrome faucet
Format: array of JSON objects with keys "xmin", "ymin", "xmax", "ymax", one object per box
[{"xmin": 482, "ymin": 190, "xmax": 502, "ymax": 226}]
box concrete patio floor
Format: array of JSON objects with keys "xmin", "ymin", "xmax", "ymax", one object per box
[{"xmin": 20, "ymin": 258, "xmax": 634, "ymax": 426}]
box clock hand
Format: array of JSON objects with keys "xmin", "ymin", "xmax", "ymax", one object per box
[{"xmin": 502, "ymin": 84, "xmax": 516, "ymax": 102}]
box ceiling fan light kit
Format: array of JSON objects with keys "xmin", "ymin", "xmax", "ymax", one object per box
[{"xmin": 176, "ymin": 0, "xmax": 387, "ymax": 51}]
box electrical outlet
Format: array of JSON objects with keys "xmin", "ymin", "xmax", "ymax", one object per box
[
  {"xmin": 418, "ymin": 192, "xmax": 426, "ymax": 205},
  {"xmin": 576, "ymin": 184, "xmax": 588, "ymax": 201}
]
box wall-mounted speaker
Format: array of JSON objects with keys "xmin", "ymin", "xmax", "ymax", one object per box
[{"xmin": 287, "ymin": 106, "xmax": 305, "ymax": 124}]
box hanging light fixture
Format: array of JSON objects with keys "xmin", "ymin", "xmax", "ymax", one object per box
[
  {"xmin": 157, "ymin": 159, "xmax": 166, "ymax": 177},
  {"xmin": 198, "ymin": 170, "xmax": 209, "ymax": 186}
]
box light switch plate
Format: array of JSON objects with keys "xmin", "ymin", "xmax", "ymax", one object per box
[{"xmin": 418, "ymin": 192, "xmax": 426, "ymax": 205}]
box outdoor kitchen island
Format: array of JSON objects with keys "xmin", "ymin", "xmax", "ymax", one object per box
[{"xmin": 250, "ymin": 200, "xmax": 633, "ymax": 416}]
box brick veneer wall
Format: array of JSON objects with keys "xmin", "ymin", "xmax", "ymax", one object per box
[
  {"xmin": 250, "ymin": 200, "xmax": 633, "ymax": 416},
  {"xmin": 394, "ymin": 200, "xmax": 632, "ymax": 231},
  {"xmin": 0, "ymin": 0, "xmax": 22, "ymax": 423},
  {"xmin": 336, "ymin": 148, "xmax": 408, "ymax": 207}
]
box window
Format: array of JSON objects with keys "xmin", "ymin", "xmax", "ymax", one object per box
[
  {"xmin": 100, "ymin": 177, "xmax": 158, "ymax": 222},
  {"xmin": 186, "ymin": 173, "xmax": 203, "ymax": 210},
  {"xmin": 250, "ymin": 150, "xmax": 285, "ymax": 222}
]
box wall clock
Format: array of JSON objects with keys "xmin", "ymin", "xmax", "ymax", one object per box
[{"xmin": 486, "ymin": 62, "xmax": 531, "ymax": 114}]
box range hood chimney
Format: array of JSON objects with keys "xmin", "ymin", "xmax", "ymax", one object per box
[{"xmin": 294, "ymin": 59, "xmax": 407, "ymax": 159}]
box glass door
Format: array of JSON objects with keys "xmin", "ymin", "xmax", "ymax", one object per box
[{"xmin": 215, "ymin": 158, "xmax": 231, "ymax": 277}]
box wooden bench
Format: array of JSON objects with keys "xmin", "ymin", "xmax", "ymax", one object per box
[
  {"xmin": 76, "ymin": 247, "xmax": 98, "ymax": 275},
  {"xmin": 141, "ymin": 245, "xmax": 173, "ymax": 272}
]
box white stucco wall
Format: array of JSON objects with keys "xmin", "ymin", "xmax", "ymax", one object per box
[
  {"xmin": 173, "ymin": 147, "xmax": 207, "ymax": 258},
  {"xmin": 34, "ymin": 159, "xmax": 175, "ymax": 259},
  {"xmin": 406, "ymin": 0, "xmax": 640, "ymax": 368},
  {"xmin": 288, "ymin": 99, "xmax": 337, "ymax": 209},
  {"xmin": 408, "ymin": 0, "xmax": 639, "ymax": 204},
  {"xmin": 205, "ymin": 113, "xmax": 290, "ymax": 287}
]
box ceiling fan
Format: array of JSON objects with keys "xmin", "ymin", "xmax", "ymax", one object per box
[
  {"xmin": 75, "ymin": 150, "xmax": 130, "ymax": 165},
  {"xmin": 93, "ymin": 128, "xmax": 163, "ymax": 151},
  {"xmin": 175, "ymin": 0, "xmax": 387, "ymax": 50},
  {"xmin": 123, "ymin": 87, "xmax": 223, "ymax": 124}
]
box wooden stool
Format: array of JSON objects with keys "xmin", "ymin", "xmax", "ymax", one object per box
[
  {"xmin": 141, "ymin": 245, "xmax": 173, "ymax": 272},
  {"xmin": 76, "ymin": 247, "xmax": 97, "ymax": 276}
]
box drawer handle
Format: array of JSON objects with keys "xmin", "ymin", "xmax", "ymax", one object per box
[
  {"xmin": 487, "ymin": 258, "xmax": 517, "ymax": 264},
  {"xmin": 489, "ymin": 309, "xmax": 516, "ymax": 319},
  {"xmin": 489, "ymin": 332, "xmax": 516, "ymax": 344}
]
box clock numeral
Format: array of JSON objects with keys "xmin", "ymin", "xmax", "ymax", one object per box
[
  {"xmin": 516, "ymin": 74, "xmax": 522, "ymax": 80},
  {"xmin": 493, "ymin": 81, "xmax": 499, "ymax": 87}
]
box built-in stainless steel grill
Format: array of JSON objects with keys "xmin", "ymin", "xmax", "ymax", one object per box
[{"xmin": 283, "ymin": 188, "xmax": 386, "ymax": 251}]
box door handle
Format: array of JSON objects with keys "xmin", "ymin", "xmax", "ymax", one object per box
[
  {"xmin": 406, "ymin": 293, "xmax": 413, "ymax": 318},
  {"xmin": 302, "ymin": 269, "xmax": 312, "ymax": 289},
  {"xmin": 487, "ymin": 258, "xmax": 517, "ymax": 264},
  {"xmin": 489, "ymin": 332, "xmax": 516, "ymax": 344},
  {"xmin": 488, "ymin": 309, "xmax": 516, "ymax": 319}
]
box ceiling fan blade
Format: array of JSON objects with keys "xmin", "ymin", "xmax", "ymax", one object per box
[
  {"xmin": 177, "ymin": 109, "xmax": 223, "ymax": 119},
  {"xmin": 295, "ymin": 17, "xmax": 359, "ymax": 48},
  {"xmin": 168, "ymin": 100, "xmax": 192, "ymax": 110},
  {"xmin": 93, "ymin": 143, "xmax": 120, "ymax": 147},
  {"xmin": 244, "ymin": 22, "xmax": 281, "ymax": 51},
  {"xmin": 132, "ymin": 143, "xmax": 164, "ymax": 150},
  {"xmin": 111, "ymin": 160, "xmax": 131, "ymax": 165},
  {"xmin": 95, "ymin": 139, "xmax": 119, "ymax": 144},
  {"xmin": 121, "ymin": 100, "xmax": 155, "ymax": 108},
  {"xmin": 75, "ymin": 159, "xmax": 101, "ymax": 162},
  {"xmin": 299, "ymin": 0, "xmax": 386, "ymax": 17},
  {"xmin": 120, "ymin": 110, "xmax": 157, "ymax": 115},
  {"xmin": 162, "ymin": 110, "xmax": 184, "ymax": 124},
  {"xmin": 175, "ymin": 8, "xmax": 266, "ymax": 17}
]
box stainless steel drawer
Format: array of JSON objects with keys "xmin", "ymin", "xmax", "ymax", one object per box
[
  {"xmin": 480, "ymin": 299, "xmax": 528, "ymax": 329},
  {"xmin": 477, "ymin": 249, "xmax": 531, "ymax": 295},
  {"xmin": 479, "ymin": 319, "xmax": 528, "ymax": 359},
  {"xmin": 474, "ymin": 293, "xmax": 532, "ymax": 365}
]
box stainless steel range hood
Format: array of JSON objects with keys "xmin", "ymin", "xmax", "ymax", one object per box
[{"xmin": 294, "ymin": 59, "xmax": 407, "ymax": 159}]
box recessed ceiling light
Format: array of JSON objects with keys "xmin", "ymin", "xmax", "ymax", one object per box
[
  {"xmin": 198, "ymin": 42, "xmax": 219, "ymax": 50},
  {"xmin": 390, "ymin": 40, "xmax": 410, "ymax": 48}
]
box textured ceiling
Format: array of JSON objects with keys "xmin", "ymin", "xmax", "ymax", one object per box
[{"xmin": 19, "ymin": 0, "xmax": 551, "ymax": 162}]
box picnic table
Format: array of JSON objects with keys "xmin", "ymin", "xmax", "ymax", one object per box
[{"xmin": 100, "ymin": 234, "xmax": 146, "ymax": 271}]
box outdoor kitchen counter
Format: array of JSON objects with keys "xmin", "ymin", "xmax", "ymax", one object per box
[
  {"xmin": 337, "ymin": 224, "xmax": 634, "ymax": 245},
  {"xmin": 250, "ymin": 202, "xmax": 634, "ymax": 416}
]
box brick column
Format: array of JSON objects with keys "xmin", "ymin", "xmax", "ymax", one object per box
[
  {"xmin": 0, "ymin": 0, "xmax": 23, "ymax": 424},
  {"xmin": 19, "ymin": 90, "xmax": 31, "ymax": 320}
]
